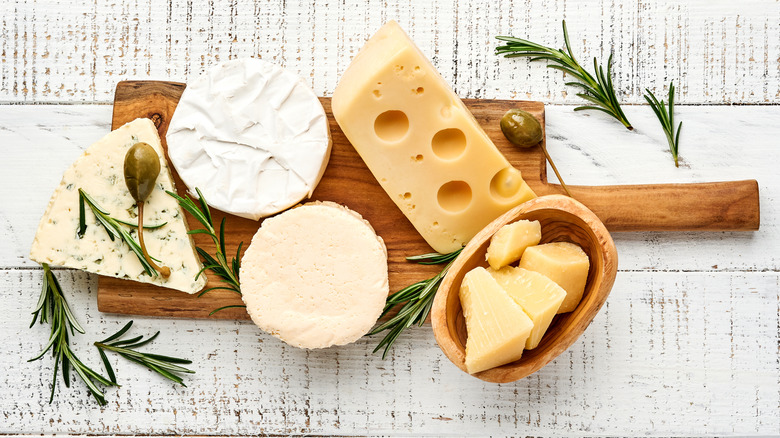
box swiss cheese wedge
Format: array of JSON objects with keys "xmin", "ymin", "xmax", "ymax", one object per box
[
  {"xmin": 29, "ymin": 118, "xmax": 206, "ymax": 294},
  {"xmin": 332, "ymin": 21, "xmax": 536, "ymax": 253}
]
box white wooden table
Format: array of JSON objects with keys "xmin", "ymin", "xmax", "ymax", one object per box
[{"xmin": 2, "ymin": 0, "xmax": 779, "ymax": 435}]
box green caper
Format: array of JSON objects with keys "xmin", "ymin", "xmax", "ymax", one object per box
[
  {"xmin": 500, "ymin": 109, "xmax": 543, "ymax": 148},
  {"xmin": 124, "ymin": 142, "xmax": 161, "ymax": 203},
  {"xmin": 124, "ymin": 142, "xmax": 170, "ymax": 278}
]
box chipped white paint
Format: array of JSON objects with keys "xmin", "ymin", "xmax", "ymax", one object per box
[
  {"xmin": 1, "ymin": 0, "xmax": 779, "ymax": 104},
  {"xmin": 1, "ymin": 0, "xmax": 779, "ymax": 435},
  {"xmin": 3, "ymin": 105, "xmax": 779, "ymax": 436}
]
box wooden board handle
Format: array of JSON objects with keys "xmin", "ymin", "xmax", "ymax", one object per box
[{"xmin": 559, "ymin": 179, "xmax": 760, "ymax": 231}]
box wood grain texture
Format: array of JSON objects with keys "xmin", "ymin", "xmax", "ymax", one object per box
[
  {"xmin": 433, "ymin": 195, "xmax": 618, "ymax": 383},
  {"xmin": 568, "ymin": 180, "xmax": 760, "ymax": 231},
  {"xmin": 98, "ymin": 81, "xmax": 758, "ymax": 320},
  {"xmin": 1, "ymin": 0, "xmax": 779, "ymax": 105}
]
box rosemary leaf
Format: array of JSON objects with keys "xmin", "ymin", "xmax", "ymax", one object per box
[
  {"xmin": 644, "ymin": 82, "xmax": 682, "ymax": 167},
  {"xmin": 167, "ymin": 190, "xmax": 245, "ymax": 314},
  {"xmin": 78, "ymin": 189, "xmax": 160, "ymax": 277},
  {"xmin": 114, "ymin": 218, "xmax": 168, "ymax": 230},
  {"xmin": 496, "ymin": 20, "xmax": 633, "ymax": 130},
  {"xmin": 95, "ymin": 321, "xmax": 194, "ymax": 387},
  {"xmin": 209, "ymin": 305, "xmax": 247, "ymax": 316},
  {"xmin": 29, "ymin": 264, "xmax": 116, "ymax": 405},
  {"xmin": 369, "ymin": 248, "xmax": 463, "ymax": 359}
]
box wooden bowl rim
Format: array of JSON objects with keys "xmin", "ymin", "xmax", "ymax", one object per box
[{"xmin": 431, "ymin": 194, "xmax": 618, "ymax": 383}]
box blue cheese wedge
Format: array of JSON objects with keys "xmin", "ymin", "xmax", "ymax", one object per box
[{"xmin": 29, "ymin": 118, "xmax": 206, "ymax": 294}]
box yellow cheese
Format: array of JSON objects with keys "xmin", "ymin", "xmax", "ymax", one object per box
[
  {"xmin": 459, "ymin": 267, "xmax": 534, "ymax": 374},
  {"xmin": 488, "ymin": 266, "xmax": 566, "ymax": 349},
  {"xmin": 332, "ymin": 21, "xmax": 536, "ymax": 253},
  {"xmin": 485, "ymin": 220, "xmax": 541, "ymax": 269},
  {"xmin": 519, "ymin": 242, "xmax": 590, "ymax": 314}
]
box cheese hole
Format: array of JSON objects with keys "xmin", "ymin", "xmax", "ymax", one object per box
[
  {"xmin": 394, "ymin": 65, "xmax": 405, "ymax": 74},
  {"xmin": 403, "ymin": 192, "xmax": 412, "ymax": 199},
  {"xmin": 440, "ymin": 105, "xmax": 452, "ymax": 118},
  {"xmin": 431, "ymin": 128, "xmax": 467, "ymax": 160},
  {"xmin": 490, "ymin": 167, "xmax": 524, "ymax": 199},
  {"xmin": 412, "ymin": 87, "xmax": 424, "ymax": 95},
  {"xmin": 374, "ymin": 110, "xmax": 409, "ymax": 142},
  {"xmin": 373, "ymin": 89, "xmax": 382, "ymax": 98},
  {"xmin": 412, "ymin": 154, "xmax": 424, "ymax": 162},
  {"xmin": 437, "ymin": 181, "xmax": 472, "ymax": 213}
]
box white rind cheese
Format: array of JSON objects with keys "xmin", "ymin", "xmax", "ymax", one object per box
[
  {"xmin": 29, "ymin": 118, "xmax": 207, "ymax": 294},
  {"xmin": 166, "ymin": 58, "xmax": 332, "ymax": 220},
  {"xmin": 240, "ymin": 201, "xmax": 389, "ymax": 349}
]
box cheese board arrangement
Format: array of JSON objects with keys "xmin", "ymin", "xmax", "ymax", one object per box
[{"xmin": 27, "ymin": 20, "xmax": 760, "ymax": 402}]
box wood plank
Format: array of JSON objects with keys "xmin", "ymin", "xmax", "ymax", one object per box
[
  {"xmin": 7, "ymin": 269, "xmax": 780, "ymax": 435},
  {"xmin": 2, "ymin": 0, "xmax": 779, "ymax": 105},
  {"xmin": 3, "ymin": 103, "xmax": 777, "ymax": 435},
  {"xmin": 3, "ymin": 104, "xmax": 777, "ymax": 273}
]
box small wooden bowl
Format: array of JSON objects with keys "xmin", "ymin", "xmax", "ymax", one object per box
[{"xmin": 431, "ymin": 195, "xmax": 618, "ymax": 383}]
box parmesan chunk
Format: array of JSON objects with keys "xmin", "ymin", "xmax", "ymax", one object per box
[
  {"xmin": 519, "ymin": 242, "xmax": 590, "ymax": 313},
  {"xmin": 460, "ymin": 267, "xmax": 533, "ymax": 374},
  {"xmin": 485, "ymin": 220, "xmax": 541, "ymax": 269},
  {"xmin": 488, "ymin": 266, "xmax": 566, "ymax": 349}
]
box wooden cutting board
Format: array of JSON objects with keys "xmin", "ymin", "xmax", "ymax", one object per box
[{"xmin": 98, "ymin": 80, "xmax": 760, "ymax": 320}]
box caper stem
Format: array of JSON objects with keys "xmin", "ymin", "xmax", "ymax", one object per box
[
  {"xmin": 136, "ymin": 202, "xmax": 171, "ymax": 278},
  {"xmin": 540, "ymin": 143, "xmax": 573, "ymax": 198}
]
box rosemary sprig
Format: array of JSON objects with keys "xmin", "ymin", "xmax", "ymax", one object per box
[
  {"xmin": 645, "ymin": 82, "xmax": 682, "ymax": 167},
  {"xmin": 496, "ymin": 20, "xmax": 633, "ymax": 130},
  {"xmin": 113, "ymin": 218, "xmax": 167, "ymax": 229},
  {"xmin": 95, "ymin": 321, "xmax": 194, "ymax": 387},
  {"xmin": 29, "ymin": 264, "xmax": 115, "ymax": 405},
  {"xmin": 167, "ymin": 189, "xmax": 245, "ymax": 315},
  {"xmin": 369, "ymin": 248, "xmax": 463, "ymax": 359},
  {"xmin": 78, "ymin": 189, "xmax": 160, "ymax": 277}
]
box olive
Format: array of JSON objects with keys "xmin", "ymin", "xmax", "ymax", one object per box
[
  {"xmin": 500, "ymin": 109, "xmax": 543, "ymax": 148},
  {"xmin": 124, "ymin": 142, "xmax": 161, "ymax": 202}
]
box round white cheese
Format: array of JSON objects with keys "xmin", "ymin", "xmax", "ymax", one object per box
[
  {"xmin": 166, "ymin": 58, "xmax": 332, "ymax": 220},
  {"xmin": 240, "ymin": 202, "xmax": 389, "ymax": 349}
]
